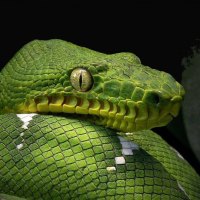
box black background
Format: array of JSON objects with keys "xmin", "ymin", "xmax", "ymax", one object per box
[
  {"xmin": 0, "ymin": 1, "xmax": 200, "ymax": 172},
  {"xmin": 1, "ymin": 1, "xmax": 200, "ymax": 81}
]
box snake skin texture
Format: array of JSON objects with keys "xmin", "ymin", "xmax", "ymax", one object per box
[{"xmin": 0, "ymin": 114, "xmax": 199, "ymax": 200}]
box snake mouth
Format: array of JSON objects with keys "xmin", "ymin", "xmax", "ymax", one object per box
[{"xmin": 21, "ymin": 94, "xmax": 182, "ymax": 132}]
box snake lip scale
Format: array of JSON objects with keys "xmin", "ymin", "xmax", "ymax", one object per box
[{"xmin": 19, "ymin": 92, "xmax": 182, "ymax": 133}]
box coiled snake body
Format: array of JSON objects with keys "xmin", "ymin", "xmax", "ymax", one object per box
[{"xmin": 0, "ymin": 40, "xmax": 199, "ymax": 199}]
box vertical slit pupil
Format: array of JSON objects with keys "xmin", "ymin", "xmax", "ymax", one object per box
[{"xmin": 79, "ymin": 71, "xmax": 83, "ymax": 89}]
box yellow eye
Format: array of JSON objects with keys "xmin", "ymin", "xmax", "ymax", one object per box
[{"xmin": 70, "ymin": 68, "xmax": 93, "ymax": 92}]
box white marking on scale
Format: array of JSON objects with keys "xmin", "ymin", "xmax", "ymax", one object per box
[
  {"xmin": 16, "ymin": 114, "xmax": 37, "ymax": 149},
  {"xmin": 17, "ymin": 114, "xmax": 37, "ymax": 129},
  {"xmin": 170, "ymin": 146, "xmax": 184, "ymax": 160},
  {"xmin": 115, "ymin": 156, "xmax": 125, "ymax": 165},
  {"xmin": 177, "ymin": 181, "xmax": 189, "ymax": 198},
  {"xmin": 106, "ymin": 167, "xmax": 116, "ymax": 171},
  {"xmin": 16, "ymin": 143, "xmax": 23, "ymax": 150},
  {"xmin": 118, "ymin": 136, "xmax": 139, "ymax": 156},
  {"xmin": 125, "ymin": 132, "xmax": 133, "ymax": 136},
  {"xmin": 20, "ymin": 132, "xmax": 24, "ymax": 137},
  {"xmin": 122, "ymin": 149, "xmax": 133, "ymax": 155}
]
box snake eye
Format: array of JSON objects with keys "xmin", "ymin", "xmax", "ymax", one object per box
[{"xmin": 70, "ymin": 68, "xmax": 93, "ymax": 92}]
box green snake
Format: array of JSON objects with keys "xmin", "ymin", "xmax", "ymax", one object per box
[{"xmin": 0, "ymin": 39, "xmax": 199, "ymax": 200}]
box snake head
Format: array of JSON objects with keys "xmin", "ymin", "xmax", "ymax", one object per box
[{"xmin": 0, "ymin": 39, "xmax": 185, "ymax": 132}]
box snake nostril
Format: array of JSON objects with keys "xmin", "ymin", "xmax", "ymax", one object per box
[
  {"xmin": 143, "ymin": 91, "xmax": 161, "ymax": 106},
  {"xmin": 147, "ymin": 92, "xmax": 160, "ymax": 105},
  {"xmin": 152, "ymin": 93, "xmax": 160, "ymax": 105}
]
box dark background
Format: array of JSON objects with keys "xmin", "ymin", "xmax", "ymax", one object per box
[{"xmin": 0, "ymin": 1, "xmax": 200, "ymax": 172}]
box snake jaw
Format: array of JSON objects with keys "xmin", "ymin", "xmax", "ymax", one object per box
[{"xmin": 18, "ymin": 91, "xmax": 183, "ymax": 133}]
